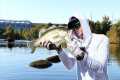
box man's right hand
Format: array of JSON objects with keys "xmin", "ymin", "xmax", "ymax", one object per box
[{"xmin": 42, "ymin": 41, "xmax": 62, "ymax": 52}]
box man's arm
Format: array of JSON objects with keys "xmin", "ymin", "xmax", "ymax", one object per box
[
  {"xmin": 57, "ymin": 49, "xmax": 76, "ymax": 70},
  {"xmin": 43, "ymin": 41, "xmax": 76, "ymax": 70}
]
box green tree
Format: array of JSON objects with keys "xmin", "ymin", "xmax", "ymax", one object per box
[
  {"xmin": 88, "ymin": 19, "xmax": 96, "ymax": 33},
  {"xmin": 3, "ymin": 26, "xmax": 15, "ymax": 40},
  {"xmin": 48, "ymin": 22, "xmax": 53, "ymax": 27},
  {"xmin": 95, "ymin": 21, "xmax": 101, "ymax": 34},
  {"xmin": 0, "ymin": 28, "xmax": 5, "ymax": 38},
  {"xmin": 100, "ymin": 16, "xmax": 112, "ymax": 35}
]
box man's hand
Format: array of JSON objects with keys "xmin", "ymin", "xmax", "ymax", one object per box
[
  {"xmin": 42, "ymin": 41, "xmax": 62, "ymax": 52},
  {"xmin": 76, "ymin": 47, "xmax": 86, "ymax": 61},
  {"xmin": 76, "ymin": 52, "xmax": 85, "ymax": 61}
]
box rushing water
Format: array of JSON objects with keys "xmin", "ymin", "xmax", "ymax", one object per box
[{"xmin": 0, "ymin": 44, "xmax": 120, "ymax": 80}]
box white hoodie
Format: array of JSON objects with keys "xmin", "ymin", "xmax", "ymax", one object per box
[{"xmin": 58, "ymin": 16, "xmax": 109, "ymax": 80}]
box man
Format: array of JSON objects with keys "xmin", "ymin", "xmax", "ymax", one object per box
[{"xmin": 43, "ymin": 16, "xmax": 109, "ymax": 80}]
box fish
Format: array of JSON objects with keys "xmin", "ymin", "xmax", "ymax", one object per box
[
  {"xmin": 30, "ymin": 26, "xmax": 83, "ymax": 58},
  {"xmin": 30, "ymin": 26, "xmax": 70, "ymax": 53}
]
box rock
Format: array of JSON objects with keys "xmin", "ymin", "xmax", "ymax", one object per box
[
  {"xmin": 46, "ymin": 55, "xmax": 61, "ymax": 63},
  {"xmin": 30, "ymin": 60, "xmax": 52, "ymax": 69}
]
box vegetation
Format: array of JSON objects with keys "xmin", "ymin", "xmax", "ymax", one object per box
[
  {"xmin": 0, "ymin": 23, "xmax": 49, "ymax": 40},
  {"xmin": 0, "ymin": 16, "xmax": 120, "ymax": 43},
  {"xmin": 107, "ymin": 20, "xmax": 120, "ymax": 43},
  {"xmin": 89, "ymin": 16, "xmax": 120, "ymax": 44},
  {"xmin": 3, "ymin": 26, "xmax": 15, "ymax": 40},
  {"xmin": 89, "ymin": 16, "xmax": 112, "ymax": 34}
]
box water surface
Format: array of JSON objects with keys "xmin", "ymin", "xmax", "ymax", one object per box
[{"xmin": 0, "ymin": 44, "xmax": 120, "ymax": 80}]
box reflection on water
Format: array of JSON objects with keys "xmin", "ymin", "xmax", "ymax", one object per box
[
  {"xmin": 0, "ymin": 45, "xmax": 120, "ymax": 80},
  {"xmin": 110, "ymin": 44, "xmax": 120, "ymax": 64},
  {"xmin": 108, "ymin": 44, "xmax": 120, "ymax": 80},
  {"xmin": 30, "ymin": 59, "xmax": 53, "ymax": 69}
]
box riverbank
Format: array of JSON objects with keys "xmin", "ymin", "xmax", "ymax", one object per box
[{"xmin": 0, "ymin": 39, "xmax": 32, "ymax": 47}]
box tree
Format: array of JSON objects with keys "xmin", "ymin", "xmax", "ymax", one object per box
[
  {"xmin": 88, "ymin": 19, "xmax": 96, "ymax": 33},
  {"xmin": 48, "ymin": 22, "xmax": 53, "ymax": 27},
  {"xmin": 0, "ymin": 28, "xmax": 5, "ymax": 38},
  {"xmin": 101, "ymin": 16, "xmax": 112, "ymax": 35},
  {"xmin": 95, "ymin": 21, "xmax": 101, "ymax": 34},
  {"xmin": 107, "ymin": 20, "xmax": 120, "ymax": 43},
  {"xmin": 3, "ymin": 26, "xmax": 15, "ymax": 40}
]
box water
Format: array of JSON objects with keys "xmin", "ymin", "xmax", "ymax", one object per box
[{"xmin": 0, "ymin": 44, "xmax": 120, "ymax": 80}]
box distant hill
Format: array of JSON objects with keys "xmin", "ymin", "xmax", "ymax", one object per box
[{"xmin": 0, "ymin": 19, "xmax": 32, "ymax": 30}]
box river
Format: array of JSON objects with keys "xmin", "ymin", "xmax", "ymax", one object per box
[{"xmin": 0, "ymin": 44, "xmax": 120, "ymax": 80}]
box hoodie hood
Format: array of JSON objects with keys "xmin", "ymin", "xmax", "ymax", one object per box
[{"xmin": 68, "ymin": 15, "xmax": 92, "ymax": 48}]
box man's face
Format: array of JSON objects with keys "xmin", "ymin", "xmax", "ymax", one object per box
[{"xmin": 73, "ymin": 27, "xmax": 83, "ymax": 39}]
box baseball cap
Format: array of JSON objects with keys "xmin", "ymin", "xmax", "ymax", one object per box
[{"xmin": 68, "ymin": 16, "xmax": 81, "ymax": 30}]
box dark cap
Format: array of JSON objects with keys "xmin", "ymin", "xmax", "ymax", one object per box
[{"xmin": 68, "ymin": 16, "xmax": 81, "ymax": 30}]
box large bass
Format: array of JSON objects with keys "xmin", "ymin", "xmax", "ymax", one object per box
[{"xmin": 31, "ymin": 27, "xmax": 70, "ymax": 53}]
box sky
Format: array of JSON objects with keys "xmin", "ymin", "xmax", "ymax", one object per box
[{"xmin": 0, "ymin": 0, "xmax": 120, "ymax": 23}]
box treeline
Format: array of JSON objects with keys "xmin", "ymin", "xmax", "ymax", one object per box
[
  {"xmin": 89, "ymin": 16, "xmax": 112, "ymax": 35},
  {"xmin": 88, "ymin": 16, "xmax": 120, "ymax": 43},
  {"xmin": 0, "ymin": 16, "xmax": 120, "ymax": 43},
  {"xmin": 0, "ymin": 24, "xmax": 49, "ymax": 40},
  {"xmin": 0, "ymin": 23, "xmax": 67, "ymax": 40}
]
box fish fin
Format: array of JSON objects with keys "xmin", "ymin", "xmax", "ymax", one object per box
[{"xmin": 31, "ymin": 47, "xmax": 36, "ymax": 53}]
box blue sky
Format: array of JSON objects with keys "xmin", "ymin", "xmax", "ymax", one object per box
[{"xmin": 0, "ymin": 0, "xmax": 120, "ymax": 23}]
